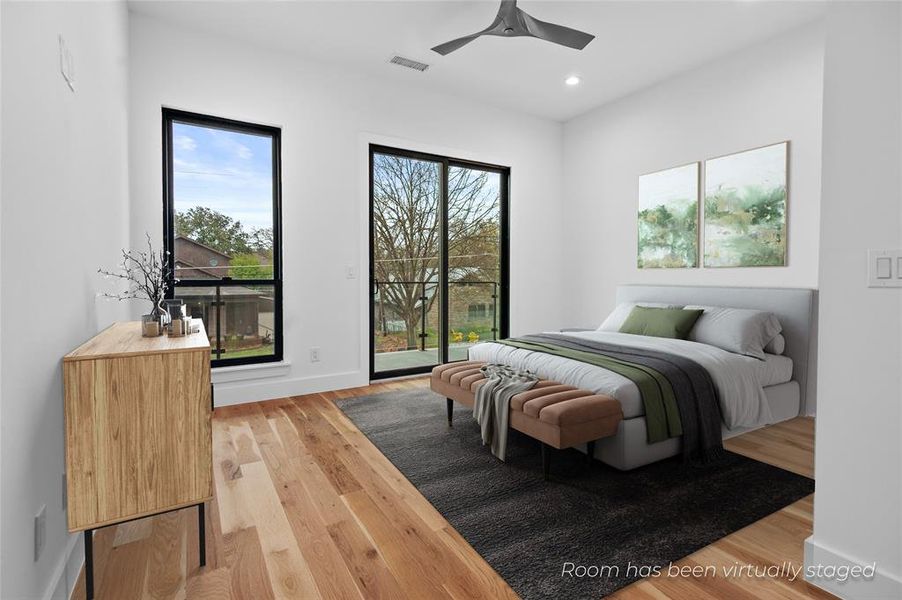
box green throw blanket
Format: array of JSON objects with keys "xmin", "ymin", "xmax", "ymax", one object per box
[{"xmin": 496, "ymin": 338, "xmax": 683, "ymax": 442}]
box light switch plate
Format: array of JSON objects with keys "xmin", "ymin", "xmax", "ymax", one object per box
[{"xmin": 868, "ymin": 249, "xmax": 902, "ymax": 287}]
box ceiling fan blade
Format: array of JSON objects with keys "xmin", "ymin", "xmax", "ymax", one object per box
[
  {"xmin": 432, "ymin": 9, "xmax": 504, "ymax": 56},
  {"xmin": 497, "ymin": 0, "xmax": 519, "ymax": 21},
  {"xmin": 431, "ymin": 33, "xmax": 483, "ymax": 56},
  {"xmin": 519, "ymin": 10, "xmax": 595, "ymax": 50}
]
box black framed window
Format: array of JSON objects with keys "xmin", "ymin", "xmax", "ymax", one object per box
[{"xmin": 163, "ymin": 108, "xmax": 282, "ymax": 367}]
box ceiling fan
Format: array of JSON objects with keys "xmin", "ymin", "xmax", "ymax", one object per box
[{"xmin": 431, "ymin": 0, "xmax": 595, "ymax": 56}]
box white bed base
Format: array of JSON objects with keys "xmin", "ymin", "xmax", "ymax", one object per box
[
  {"xmin": 594, "ymin": 381, "xmax": 801, "ymax": 470},
  {"xmin": 589, "ymin": 285, "xmax": 817, "ymax": 471}
]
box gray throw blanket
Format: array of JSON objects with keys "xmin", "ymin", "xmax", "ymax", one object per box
[
  {"xmin": 509, "ymin": 334, "xmax": 724, "ymax": 462},
  {"xmin": 473, "ymin": 364, "xmax": 538, "ymax": 461}
]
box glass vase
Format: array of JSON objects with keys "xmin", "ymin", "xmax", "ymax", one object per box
[{"xmin": 141, "ymin": 313, "xmax": 164, "ymax": 337}]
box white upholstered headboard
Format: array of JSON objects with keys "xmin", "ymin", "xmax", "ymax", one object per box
[{"xmin": 616, "ymin": 285, "xmax": 818, "ymax": 415}]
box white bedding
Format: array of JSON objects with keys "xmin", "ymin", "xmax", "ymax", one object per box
[
  {"xmin": 758, "ymin": 353, "xmax": 794, "ymax": 387},
  {"xmin": 468, "ymin": 331, "xmax": 787, "ymax": 430}
]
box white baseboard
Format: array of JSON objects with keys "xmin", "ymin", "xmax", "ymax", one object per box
[
  {"xmin": 213, "ymin": 370, "xmax": 368, "ymax": 407},
  {"xmin": 212, "ymin": 360, "xmax": 292, "ymax": 384},
  {"xmin": 804, "ymin": 536, "xmax": 902, "ymax": 599},
  {"xmin": 44, "ymin": 532, "xmax": 83, "ymax": 600}
]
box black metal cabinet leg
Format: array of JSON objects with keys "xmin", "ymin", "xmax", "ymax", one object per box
[
  {"xmin": 82, "ymin": 503, "xmax": 207, "ymax": 597},
  {"xmin": 541, "ymin": 443, "xmax": 550, "ymax": 481},
  {"xmin": 84, "ymin": 529, "xmax": 94, "ymax": 600},
  {"xmin": 446, "ymin": 398, "xmax": 453, "ymax": 427},
  {"xmin": 587, "ymin": 440, "xmax": 596, "ymax": 468},
  {"xmin": 198, "ymin": 502, "xmax": 206, "ymax": 567}
]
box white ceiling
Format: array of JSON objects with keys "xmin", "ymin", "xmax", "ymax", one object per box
[{"xmin": 129, "ymin": 1, "xmax": 826, "ymax": 122}]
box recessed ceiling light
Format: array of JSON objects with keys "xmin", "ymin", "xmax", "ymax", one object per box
[{"xmin": 565, "ymin": 75, "xmax": 581, "ymax": 86}]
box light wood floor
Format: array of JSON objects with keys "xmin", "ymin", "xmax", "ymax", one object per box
[{"xmin": 72, "ymin": 377, "xmax": 834, "ymax": 600}]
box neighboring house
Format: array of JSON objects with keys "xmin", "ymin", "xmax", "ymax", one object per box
[
  {"xmin": 174, "ymin": 235, "xmax": 232, "ymax": 279},
  {"xmin": 174, "ymin": 236, "xmax": 271, "ymax": 347},
  {"xmin": 180, "ymin": 286, "xmax": 269, "ymax": 347}
]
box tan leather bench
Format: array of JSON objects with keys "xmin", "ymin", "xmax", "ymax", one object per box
[{"xmin": 431, "ymin": 361, "xmax": 623, "ymax": 479}]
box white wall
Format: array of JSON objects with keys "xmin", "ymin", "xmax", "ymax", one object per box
[
  {"xmin": 561, "ymin": 24, "xmax": 824, "ymax": 329},
  {"xmin": 0, "ymin": 2, "xmax": 131, "ymax": 598},
  {"xmin": 0, "ymin": 3, "xmax": 5, "ymax": 594},
  {"xmin": 128, "ymin": 13, "xmax": 565, "ymax": 405},
  {"xmin": 806, "ymin": 3, "xmax": 902, "ymax": 597}
]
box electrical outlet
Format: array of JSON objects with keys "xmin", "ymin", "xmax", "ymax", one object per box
[
  {"xmin": 34, "ymin": 505, "xmax": 46, "ymax": 562},
  {"xmin": 309, "ymin": 346, "xmax": 321, "ymax": 363}
]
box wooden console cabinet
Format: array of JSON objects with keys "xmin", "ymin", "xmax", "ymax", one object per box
[{"xmin": 63, "ymin": 321, "xmax": 212, "ymax": 598}]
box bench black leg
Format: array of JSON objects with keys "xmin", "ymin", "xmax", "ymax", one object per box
[
  {"xmin": 541, "ymin": 443, "xmax": 550, "ymax": 480},
  {"xmin": 446, "ymin": 398, "xmax": 453, "ymax": 427},
  {"xmin": 587, "ymin": 440, "xmax": 596, "ymax": 468}
]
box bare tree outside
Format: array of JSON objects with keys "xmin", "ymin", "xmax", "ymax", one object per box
[{"xmin": 372, "ymin": 153, "xmax": 501, "ymax": 356}]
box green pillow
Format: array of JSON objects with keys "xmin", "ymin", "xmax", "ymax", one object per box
[{"xmin": 618, "ymin": 306, "xmax": 704, "ymax": 339}]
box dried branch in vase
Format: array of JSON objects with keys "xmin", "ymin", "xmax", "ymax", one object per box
[{"xmin": 98, "ymin": 233, "xmax": 176, "ymax": 317}]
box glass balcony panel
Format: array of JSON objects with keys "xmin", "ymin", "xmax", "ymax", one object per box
[
  {"xmin": 373, "ymin": 281, "xmax": 440, "ymax": 373},
  {"xmin": 176, "ymin": 284, "xmax": 276, "ymax": 361}
]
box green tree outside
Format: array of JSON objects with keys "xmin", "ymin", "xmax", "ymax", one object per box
[
  {"xmin": 229, "ymin": 253, "xmax": 273, "ymax": 279},
  {"xmin": 176, "ymin": 206, "xmax": 251, "ymax": 255}
]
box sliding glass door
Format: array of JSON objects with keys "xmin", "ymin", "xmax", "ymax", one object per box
[
  {"xmin": 370, "ymin": 145, "xmax": 509, "ymax": 379},
  {"xmin": 371, "ymin": 150, "xmax": 443, "ymax": 374},
  {"xmin": 447, "ymin": 165, "xmax": 505, "ymax": 362}
]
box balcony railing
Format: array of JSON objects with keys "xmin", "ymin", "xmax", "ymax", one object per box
[
  {"xmin": 175, "ymin": 283, "xmax": 277, "ymax": 362},
  {"xmin": 372, "ymin": 280, "xmax": 499, "ymax": 361}
]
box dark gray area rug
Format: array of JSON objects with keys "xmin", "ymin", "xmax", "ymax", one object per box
[{"xmin": 337, "ymin": 388, "xmax": 815, "ymax": 599}]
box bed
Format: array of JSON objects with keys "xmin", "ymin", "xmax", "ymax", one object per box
[{"xmin": 468, "ymin": 285, "xmax": 818, "ymax": 470}]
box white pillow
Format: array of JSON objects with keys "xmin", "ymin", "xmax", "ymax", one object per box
[
  {"xmin": 764, "ymin": 333, "xmax": 786, "ymax": 355},
  {"xmin": 598, "ymin": 302, "xmax": 684, "ymax": 332},
  {"xmin": 684, "ymin": 305, "xmax": 782, "ymax": 360}
]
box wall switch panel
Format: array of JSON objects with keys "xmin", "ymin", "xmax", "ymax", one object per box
[
  {"xmin": 876, "ymin": 257, "xmax": 892, "ymax": 278},
  {"xmin": 868, "ymin": 249, "xmax": 902, "ymax": 287}
]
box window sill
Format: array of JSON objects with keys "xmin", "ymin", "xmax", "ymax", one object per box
[{"xmin": 212, "ymin": 361, "xmax": 292, "ymax": 384}]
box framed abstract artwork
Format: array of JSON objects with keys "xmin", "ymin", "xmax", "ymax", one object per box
[
  {"xmin": 703, "ymin": 142, "xmax": 788, "ymax": 267},
  {"xmin": 637, "ymin": 162, "xmax": 699, "ymax": 268}
]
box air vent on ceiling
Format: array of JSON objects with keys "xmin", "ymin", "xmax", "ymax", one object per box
[{"xmin": 389, "ymin": 55, "xmax": 430, "ymax": 72}]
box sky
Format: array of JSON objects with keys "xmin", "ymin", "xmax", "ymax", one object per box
[
  {"xmin": 172, "ymin": 122, "xmax": 273, "ymax": 230},
  {"xmin": 372, "ymin": 152, "xmax": 502, "ymax": 222}
]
